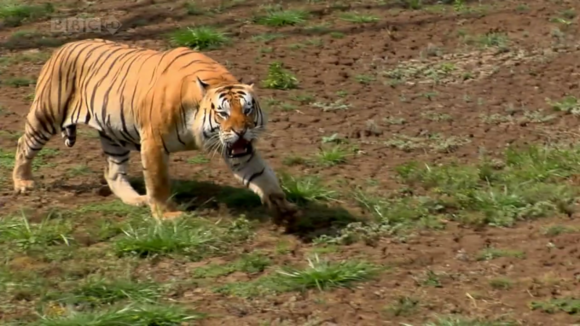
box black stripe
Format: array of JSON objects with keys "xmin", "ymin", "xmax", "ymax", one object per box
[
  {"xmin": 110, "ymin": 157, "xmax": 130, "ymax": 165},
  {"xmin": 103, "ymin": 150, "xmax": 129, "ymax": 158},
  {"xmin": 161, "ymin": 50, "xmax": 193, "ymax": 74},
  {"xmin": 245, "ymin": 168, "xmax": 265, "ymax": 187},
  {"xmin": 161, "ymin": 138, "xmax": 170, "ymax": 154}
]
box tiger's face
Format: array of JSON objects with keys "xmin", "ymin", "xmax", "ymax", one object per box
[{"xmin": 197, "ymin": 77, "xmax": 265, "ymax": 158}]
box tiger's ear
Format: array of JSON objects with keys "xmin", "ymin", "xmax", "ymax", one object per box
[
  {"xmin": 239, "ymin": 77, "xmax": 254, "ymax": 88},
  {"xmin": 195, "ymin": 76, "xmax": 210, "ymax": 97}
]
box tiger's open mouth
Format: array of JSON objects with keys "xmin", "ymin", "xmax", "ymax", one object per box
[{"xmin": 227, "ymin": 138, "xmax": 253, "ymax": 158}]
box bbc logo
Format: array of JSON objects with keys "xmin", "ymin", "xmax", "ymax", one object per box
[{"xmin": 50, "ymin": 18, "xmax": 122, "ymax": 35}]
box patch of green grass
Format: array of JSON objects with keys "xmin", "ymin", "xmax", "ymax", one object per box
[
  {"xmin": 35, "ymin": 304, "xmax": 204, "ymax": 326},
  {"xmin": 542, "ymin": 224, "xmax": 579, "ymax": 236},
  {"xmin": 384, "ymin": 296, "xmax": 420, "ymax": 316},
  {"xmin": 426, "ymin": 315, "xmax": 516, "ymax": 326},
  {"xmin": 261, "ymin": 61, "xmax": 298, "ymax": 90},
  {"xmin": 192, "ymin": 252, "xmax": 271, "ymax": 278},
  {"xmin": 290, "ymin": 93, "xmax": 314, "ymax": 104},
  {"xmin": 392, "ymin": 145, "xmax": 580, "ymax": 227},
  {"xmin": 169, "ymin": 26, "xmax": 229, "ymax": 50},
  {"xmin": 56, "ymin": 277, "xmax": 162, "ymax": 307},
  {"xmin": 330, "ymin": 31, "xmax": 344, "ymax": 39},
  {"xmin": 311, "ymin": 99, "xmax": 350, "ymax": 111},
  {"xmin": 547, "ymin": 95, "xmax": 580, "ymax": 115},
  {"xmin": 187, "ymin": 155, "xmax": 209, "ymax": 164},
  {"xmin": 254, "ymin": 6, "xmax": 309, "ymax": 27},
  {"xmin": 476, "ymin": 248, "xmax": 525, "ymax": 261},
  {"xmin": 530, "ymin": 297, "xmax": 580, "ymax": 314},
  {"xmin": 114, "ymin": 216, "xmax": 254, "ymax": 260},
  {"xmin": 251, "ymin": 33, "xmax": 284, "ymax": 42},
  {"xmin": 2, "ymin": 76, "xmax": 36, "ymax": 87},
  {"xmin": 340, "ymin": 12, "xmax": 379, "ymax": 24},
  {"xmin": 0, "ymin": 50, "xmax": 50, "ymax": 66},
  {"xmin": 315, "ymin": 145, "xmax": 348, "ymax": 167},
  {"xmin": 0, "ymin": 214, "xmax": 74, "ymax": 251},
  {"xmin": 464, "ymin": 32, "xmax": 510, "ymax": 52},
  {"xmin": 0, "ymin": 1, "xmax": 54, "ymax": 27},
  {"xmin": 4, "ymin": 30, "xmax": 63, "ymax": 49},
  {"xmin": 280, "ymin": 174, "xmax": 337, "ymax": 205},
  {"xmin": 282, "ymin": 155, "xmax": 308, "ymax": 166},
  {"xmin": 355, "ymin": 74, "xmax": 375, "ymax": 84},
  {"xmin": 276, "ymin": 255, "xmax": 380, "ymax": 291},
  {"xmin": 67, "ymin": 164, "xmax": 92, "ymax": 177},
  {"xmin": 215, "ymin": 255, "xmax": 380, "ymax": 297},
  {"xmin": 489, "ymin": 277, "xmax": 513, "ymax": 290},
  {"xmin": 184, "ymin": 1, "xmax": 205, "ymax": 15}
]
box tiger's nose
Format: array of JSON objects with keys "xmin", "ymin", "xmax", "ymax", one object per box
[{"xmin": 233, "ymin": 128, "xmax": 246, "ymax": 137}]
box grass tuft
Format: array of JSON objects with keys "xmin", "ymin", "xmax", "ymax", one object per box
[
  {"xmin": 280, "ymin": 174, "xmax": 337, "ymax": 204},
  {"xmin": 254, "ymin": 6, "xmax": 309, "ymax": 27},
  {"xmin": 114, "ymin": 216, "xmax": 253, "ymax": 259},
  {"xmin": 169, "ymin": 26, "xmax": 229, "ymax": 50},
  {"xmin": 0, "ymin": 1, "xmax": 54, "ymax": 27},
  {"xmin": 35, "ymin": 304, "xmax": 204, "ymax": 326},
  {"xmin": 261, "ymin": 61, "xmax": 299, "ymax": 90},
  {"xmin": 276, "ymin": 255, "xmax": 380, "ymax": 291}
]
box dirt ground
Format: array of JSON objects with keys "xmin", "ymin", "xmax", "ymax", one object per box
[{"xmin": 1, "ymin": 0, "xmax": 580, "ymax": 325}]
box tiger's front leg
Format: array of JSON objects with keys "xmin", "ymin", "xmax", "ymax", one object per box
[
  {"xmin": 226, "ymin": 151, "xmax": 298, "ymax": 224},
  {"xmin": 140, "ymin": 138, "xmax": 183, "ymax": 220}
]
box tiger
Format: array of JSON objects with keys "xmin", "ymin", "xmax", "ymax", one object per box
[{"xmin": 12, "ymin": 38, "xmax": 298, "ymax": 221}]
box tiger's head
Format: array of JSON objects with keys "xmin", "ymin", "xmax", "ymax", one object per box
[{"xmin": 196, "ymin": 77, "xmax": 265, "ymax": 158}]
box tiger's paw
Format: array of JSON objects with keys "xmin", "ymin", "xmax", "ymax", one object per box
[
  {"xmin": 154, "ymin": 210, "xmax": 185, "ymax": 221},
  {"xmin": 122, "ymin": 195, "xmax": 149, "ymax": 207},
  {"xmin": 265, "ymin": 193, "xmax": 300, "ymax": 225},
  {"xmin": 150, "ymin": 202, "xmax": 185, "ymax": 221},
  {"xmin": 13, "ymin": 178, "xmax": 35, "ymax": 194}
]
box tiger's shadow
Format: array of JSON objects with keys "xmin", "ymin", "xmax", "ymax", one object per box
[{"xmin": 125, "ymin": 178, "xmax": 362, "ymax": 243}]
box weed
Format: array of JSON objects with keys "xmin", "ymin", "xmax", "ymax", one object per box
[
  {"xmin": 216, "ymin": 255, "xmax": 379, "ymax": 297},
  {"xmin": 251, "ymin": 33, "xmax": 284, "ymax": 42},
  {"xmin": 187, "ymin": 156, "xmax": 209, "ymax": 164},
  {"xmin": 280, "ymin": 174, "xmax": 337, "ymax": 204},
  {"xmin": 355, "ymin": 74, "xmax": 375, "ymax": 84},
  {"xmin": 35, "ymin": 304, "xmax": 204, "ymax": 325},
  {"xmin": 57, "ymin": 277, "xmax": 162, "ymax": 307},
  {"xmin": 2, "ymin": 77, "xmax": 35, "ymax": 87},
  {"xmin": 311, "ymin": 99, "xmax": 350, "ymax": 111},
  {"xmin": 530, "ymin": 297, "xmax": 580, "ymax": 314},
  {"xmin": 0, "ymin": 214, "xmax": 74, "ymax": 250},
  {"xmin": 340, "ymin": 12, "xmax": 379, "ymax": 24},
  {"xmin": 262, "ymin": 62, "xmax": 298, "ymax": 90},
  {"xmin": 276, "ymin": 255, "xmax": 380, "ymax": 291},
  {"xmin": 114, "ymin": 216, "xmax": 253, "ymax": 259},
  {"xmin": 547, "ymin": 95, "xmax": 580, "ymax": 115},
  {"xmin": 193, "ymin": 252, "xmax": 271, "ymax": 278},
  {"xmin": 385, "ymin": 296, "xmax": 420, "ymax": 316},
  {"xmin": 394, "ymin": 145, "xmax": 580, "ymax": 227},
  {"xmin": 169, "ymin": 27, "xmax": 229, "ymax": 50},
  {"xmin": 316, "ymin": 145, "xmax": 348, "ymax": 167},
  {"xmin": 489, "ymin": 277, "xmax": 513, "ymax": 290},
  {"xmin": 0, "ymin": 1, "xmax": 54, "ymax": 27},
  {"xmin": 426, "ymin": 316, "xmax": 516, "ymax": 326},
  {"xmin": 466, "ymin": 32, "xmax": 510, "ymax": 52},
  {"xmin": 254, "ymin": 7, "xmax": 308, "ymax": 27},
  {"xmin": 476, "ymin": 248, "xmax": 525, "ymax": 261},
  {"xmin": 542, "ymin": 224, "xmax": 578, "ymax": 236}
]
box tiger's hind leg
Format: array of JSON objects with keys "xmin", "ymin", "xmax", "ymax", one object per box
[
  {"xmin": 13, "ymin": 111, "xmax": 58, "ymax": 194},
  {"xmin": 99, "ymin": 132, "xmax": 147, "ymax": 206}
]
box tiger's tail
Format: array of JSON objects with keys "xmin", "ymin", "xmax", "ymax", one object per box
[{"xmin": 13, "ymin": 44, "xmax": 77, "ymax": 186}]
